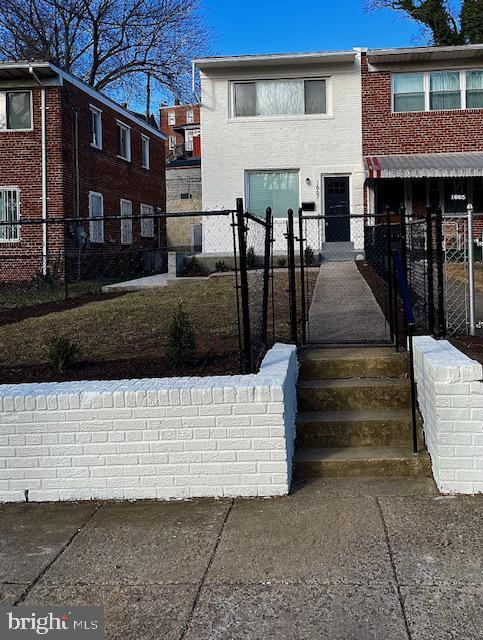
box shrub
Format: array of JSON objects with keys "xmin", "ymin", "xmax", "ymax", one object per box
[
  {"xmin": 47, "ymin": 336, "xmax": 80, "ymax": 372},
  {"xmin": 32, "ymin": 264, "xmax": 62, "ymax": 290},
  {"xmin": 215, "ymin": 260, "xmax": 228, "ymax": 272},
  {"xmin": 246, "ymin": 246, "xmax": 256, "ymax": 269},
  {"xmin": 166, "ymin": 302, "xmax": 196, "ymax": 369},
  {"xmin": 304, "ymin": 246, "xmax": 315, "ymax": 266},
  {"xmin": 276, "ymin": 257, "xmax": 287, "ymax": 268},
  {"xmin": 183, "ymin": 256, "xmax": 202, "ymax": 277}
]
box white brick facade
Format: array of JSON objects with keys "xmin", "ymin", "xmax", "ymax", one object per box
[
  {"xmin": 414, "ymin": 336, "xmax": 483, "ymax": 494},
  {"xmin": 198, "ymin": 52, "xmax": 364, "ymax": 252},
  {"xmin": 0, "ymin": 344, "xmax": 298, "ymax": 503}
]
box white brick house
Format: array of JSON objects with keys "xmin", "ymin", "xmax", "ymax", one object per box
[{"xmin": 194, "ymin": 49, "xmax": 365, "ymax": 252}]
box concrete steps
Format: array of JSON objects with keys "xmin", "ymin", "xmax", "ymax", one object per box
[{"xmin": 295, "ymin": 346, "xmax": 431, "ymax": 480}]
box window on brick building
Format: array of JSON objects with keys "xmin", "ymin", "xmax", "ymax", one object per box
[
  {"xmin": 90, "ymin": 105, "xmax": 102, "ymax": 149},
  {"xmin": 186, "ymin": 109, "xmax": 194, "ymax": 123},
  {"xmin": 168, "ymin": 111, "xmax": 175, "ymax": 125},
  {"xmin": 392, "ymin": 73, "xmax": 425, "ymax": 112},
  {"xmin": 141, "ymin": 135, "xmax": 150, "ymax": 169},
  {"xmin": 140, "ymin": 203, "xmax": 155, "ymax": 237},
  {"xmin": 0, "ymin": 91, "xmax": 32, "ymax": 130},
  {"xmin": 466, "ymin": 70, "xmax": 483, "ymax": 109},
  {"xmin": 169, "ymin": 135, "xmax": 176, "ymax": 150},
  {"xmin": 116, "ymin": 121, "xmax": 131, "ymax": 161},
  {"xmin": 120, "ymin": 199, "xmax": 133, "ymax": 244},
  {"xmin": 430, "ymin": 71, "xmax": 461, "ymax": 110},
  {"xmin": 88, "ymin": 192, "xmax": 104, "ymax": 243},
  {"xmin": 0, "ymin": 187, "xmax": 20, "ymax": 241}
]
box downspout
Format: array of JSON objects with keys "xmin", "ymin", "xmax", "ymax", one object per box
[{"xmin": 29, "ymin": 67, "xmax": 48, "ymax": 275}]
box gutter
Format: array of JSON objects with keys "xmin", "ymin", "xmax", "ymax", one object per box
[{"xmin": 29, "ymin": 66, "xmax": 48, "ymax": 276}]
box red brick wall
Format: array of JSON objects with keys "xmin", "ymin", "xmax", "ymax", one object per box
[
  {"xmin": 362, "ymin": 54, "xmax": 483, "ymax": 156},
  {"xmin": 159, "ymin": 103, "xmax": 200, "ymax": 159}
]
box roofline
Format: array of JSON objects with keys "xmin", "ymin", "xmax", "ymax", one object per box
[
  {"xmin": 194, "ymin": 50, "xmax": 357, "ymax": 68},
  {"xmin": 368, "ymin": 44, "xmax": 483, "ymax": 56},
  {"xmin": 0, "ymin": 61, "xmax": 166, "ymax": 141}
]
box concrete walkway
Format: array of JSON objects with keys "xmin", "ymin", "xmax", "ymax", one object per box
[
  {"xmin": 308, "ymin": 262, "xmax": 388, "ymax": 343},
  {"xmin": 1, "ymin": 478, "xmax": 482, "ymax": 639}
]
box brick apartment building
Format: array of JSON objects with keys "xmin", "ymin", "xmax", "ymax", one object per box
[
  {"xmin": 0, "ymin": 61, "xmax": 166, "ymax": 281},
  {"xmin": 362, "ymin": 45, "xmax": 483, "ymax": 234}
]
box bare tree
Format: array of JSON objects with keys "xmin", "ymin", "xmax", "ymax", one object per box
[{"xmin": 0, "ymin": 0, "xmax": 210, "ymax": 102}]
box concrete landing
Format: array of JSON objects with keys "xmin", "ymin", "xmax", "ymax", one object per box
[
  {"xmin": 308, "ymin": 261, "xmax": 388, "ymax": 342},
  {"xmin": 101, "ymin": 273, "xmax": 209, "ymax": 293}
]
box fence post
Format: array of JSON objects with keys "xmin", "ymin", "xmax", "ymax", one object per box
[
  {"xmin": 261, "ymin": 207, "xmax": 272, "ymax": 347},
  {"xmin": 286, "ymin": 208, "xmax": 298, "ymax": 345},
  {"xmin": 236, "ymin": 197, "xmax": 252, "ymax": 373},
  {"xmin": 426, "ymin": 205, "xmax": 435, "ymax": 336},
  {"xmin": 434, "ymin": 206, "xmax": 446, "ymax": 336},
  {"xmin": 298, "ymin": 208, "xmax": 307, "ymax": 345},
  {"xmin": 467, "ymin": 203, "xmax": 476, "ymax": 336},
  {"xmin": 399, "ymin": 205, "xmax": 408, "ymax": 280},
  {"xmin": 386, "ymin": 206, "xmax": 395, "ymax": 345}
]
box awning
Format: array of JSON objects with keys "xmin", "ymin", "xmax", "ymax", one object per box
[{"xmin": 365, "ymin": 152, "xmax": 483, "ymax": 179}]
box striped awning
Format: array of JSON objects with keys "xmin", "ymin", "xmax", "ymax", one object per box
[{"xmin": 365, "ymin": 152, "xmax": 483, "ymax": 179}]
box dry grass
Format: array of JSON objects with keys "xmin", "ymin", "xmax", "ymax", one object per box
[
  {"xmin": 445, "ymin": 262, "xmax": 483, "ymax": 293},
  {"xmin": 0, "ymin": 271, "xmax": 317, "ymax": 368}
]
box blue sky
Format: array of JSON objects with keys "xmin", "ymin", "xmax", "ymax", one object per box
[{"xmin": 202, "ymin": 0, "xmax": 425, "ymax": 56}]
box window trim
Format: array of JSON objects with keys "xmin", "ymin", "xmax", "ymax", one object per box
[
  {"xmin": 120, "ymin": 198, "xmax": 133, "ymax": 245},
  {"xmin": 0, "ymin": 90, "xmax": 33, "ymax": 132},
  {"xmin": 140, "ymin": 203, "xmax": 155, "ymax": 238},
  {"xmin": 116, "ymin": 120, "xmax": 132, "ymax": 161},
  {"xmin": 168, "ymin": 111, "xmax": 176, "ymax": 125},
  {"xmin": 141, "ymin": 134, "xmax": 150, "ymax": 169},
  {"xmin": 88, "ymin": 191, "xmax": 104, "ymax": 244},
  {"xmin": 0, "ymin": 186, "xmax": 21, "ymax": 243},
  {"xmin": 168, "ymin": 135, "xmax": 176, "ymax": 150},
  {"xmin": 89, "ymin": 104, "xmax": 103, "ymax": 150},
  {"xmin": 186, "ymin": 109, "xmax": 194, "ymax": 123},
  {"xmin": 392, "ymin": 69, "xmax": 483, "ymax": 114},
  {"xmin": 230, "ymin": 77, "xmax": 331, "ymax": 120}
]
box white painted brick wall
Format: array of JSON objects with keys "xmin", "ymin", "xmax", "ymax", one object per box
[
  {"xmin": 414, "ymin": 336, "xmax": 483, "ymax": 494},
  {"xmin": 0, "ymin": 343, "xmax": 298, "ymax": 503}
]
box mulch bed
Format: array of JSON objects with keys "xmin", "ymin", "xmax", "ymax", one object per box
[{"xmin": 450, "ymin": 336, "xmax": 483, "ymax": 367}]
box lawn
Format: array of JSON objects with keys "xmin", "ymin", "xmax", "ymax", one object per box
[
  {"xmin": 0, "ymin": 280, "xmax": 104, "ymax": 311},
  {"xmin": 0, "ymin": 271, "xmax": 317, "ymax": 383}
]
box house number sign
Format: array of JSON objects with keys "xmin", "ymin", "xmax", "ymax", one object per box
[{"xmin": 450, "ymin": 194, "xmax": 467, "ymax": 201}]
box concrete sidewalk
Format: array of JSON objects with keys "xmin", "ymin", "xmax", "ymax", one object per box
[{"xmin": 1, "ymin": 478, "xmax": 482, "ymax": 639}]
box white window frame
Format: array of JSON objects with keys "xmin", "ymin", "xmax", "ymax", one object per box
[
  {"xmin": 90, "ymin": 105, "xmax": 103, "ymax": 149},
  {"xmin": 169, "ymin": 135, "xmax": 176, "ymax": 150},
  {"xmin": 186, "ymin": 109, "xmax": 194, "ymax": 123},
  {"xmin": 0, "ymin": 90, "xmax": 33, "ymax": 132},
  {"xmin": 140, "ymin": 203, "xmax": 155, "ymax": 238},
  {"xmin": 120, "ymin": 198, "xmax": 133, "ymax": 245},
  {"xmin": 168, "ymin": 111, "xmax": 176, "ymax": 125},
  {"xmin": 0, "ymin": 186, "xmax": 20, "ymax": 242},
  {"xmin": 116, "ymin": 120, "xmax": 131, "ymax": 161},
  {"xmin": 141, "ymin": 134, "xmax": 150, "ymax": 169},
  {"xmin": 245, "ymin": 169, "xmax": 300, "ymax": 219},
  {"xmin": 88, "ymin": 191, "xmax": 104, "ymax": 244},
  {"xmin": 185, "ymin": 129, "xmax": 200, "ymax": 152},
  {"xmin": 230, "ymin": 77, "xmax": 331, "ymax": 120},
  {"xmin": 392, "ymin": 69, "xmax": 483, "ymax": 114}
]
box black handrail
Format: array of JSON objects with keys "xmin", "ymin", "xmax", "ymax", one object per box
[{"xmin": 392, "ymin": 250, "xmax": 418, "ymax": 454}]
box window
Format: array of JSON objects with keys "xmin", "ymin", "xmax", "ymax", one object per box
[
  {"xmin": 141, "ymin": 135, "xmax": 150, "ymax": 169},
  {"xmin": 120, "ymin": 199, "xmax": 133, "ymax": 244},
  {"xmin": 234, "ymin": 79, "xmax": 326, "ymax": 117},
  {"xmin": 185, "ymin": 129, "xmax": 200, "ymax": 151},
  {"xmin": 247, "ymin": 170, "xmax": 299, "ymax": 218},
  {"xmin": 0, "ymin": 91, "xmax": 32, "ymax": 130},
  {"xmin": 0, "ymin": 188, "xmax": 20, "ymax": 241},
  {"xmin": 430, "ymin": 71, "xmax": 461, "ymax": 110},
  {"xmin": 140, "ymin": 203, "xmax": 155, "ymax": 237},
  {"xmin": 168, "ymin": 111, "xmax": 175, "ymax": 125},
  {"xmin": 88, "ymin": 192, "xmax": 104, "ymax": 243},
  {"xmin": 186, "ymin": 109, "xmax": 194, "ymax": 123},
  {"xmin": 169, "ymin": 135, "xmax": 176, "ymax": 150},
  {"xmin": 116, "ymin": 121, "xmax": 131, "ymax": 161},
  {"xmin": 466, "ymin": 70, "xmax": 483, "ymax": 109},
  {"xmin": 392, "ymin": 73, "xmax": 425, "ymax": 112},
  {"xmin": 90, "ymin": 105, "xmax": 102, "ymax": 149}
]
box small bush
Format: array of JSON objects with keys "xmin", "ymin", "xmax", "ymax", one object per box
[
  {"xmin": 47, "ymin": 336, "xmax": 80, "ymax": 372},
  {"xmin": 183, "ymin": 256, "xmax": 202, "ymax": 277},
  {"xmin": 166, "ymin": 302, "xmax": 196, "ymax": 369},
  {"xmin": 276, "ymin": 257, "xmax": 287, "ymax": 268},
  {"xmin": 246, "ymin": 247, "xmax": 256, "ymax": 269},
  {"xmin": 32, "ymin": 264, "xmax": 62, "ymax": 290},
  {"xmin": 215, "ymin": 260, "xmax": 228, "ymax": 272},
  {"xmin": 304, "ymin": 246, "xmax": 315, "ymax": 266}
]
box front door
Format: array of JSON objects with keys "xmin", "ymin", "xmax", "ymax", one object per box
[{"xmin": 324, "ymin": 176, "xmax": 350, "ymax": 242}]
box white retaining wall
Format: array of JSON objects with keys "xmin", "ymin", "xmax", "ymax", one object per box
[
  {"xmin": 414, "ymin": 336, "xmax": 483, "ymax": 494},
  {"xmin": 0, "ymin": 343, "xmax": 298, "ymax": 503}
]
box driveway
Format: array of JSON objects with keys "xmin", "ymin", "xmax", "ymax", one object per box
[{"xmin": 1, "ymin": 478, "xmax": 482, "ymax": 639}]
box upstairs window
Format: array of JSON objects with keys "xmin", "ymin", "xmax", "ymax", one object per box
[
  {"xmin": 392, "ymin": 73, "xmax": 424, "ymax": 112},
  {"xmin": 141, "ymin": 135, "xmax": 150, "ymax": 169},
  {"xmin": 168, "ymin": 111, "xmax": 175, "ymax": 125},
  {"xmin": 90, "ymin": 105, "xmax": 102, "ymax": 149},
  {"xmin": 116, "ymin": 121, "xmax": 131, "ymax": 161},
  {"xmin": 186, "ymin": 109, "xmax": 194, "ymax": 123},
  {"xmin": 0, "ymin": 91, "xmax": 32, "ymax": 130},
  {"xmin": 0, "ymin": 187, "xmax": 20, "ymax": 241},
  {"xmin": 234, "ymin": 79, "xmax": 326, "ymax": 117},
  {"xmin": 430, "ymin": 71, "xmax": 460, "ymax": 110},
  {"xmin": 466, "ymin": 70, "xmax": 483, "ymax": 109},
  {"xmin": 169, "ymin": 135, "xmax": 176, "ymax": 150}
]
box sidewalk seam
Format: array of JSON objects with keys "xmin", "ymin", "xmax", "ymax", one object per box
[
  {"xmin": 179, "ymin": 498, "xmax": 234, "ymax": 640},
  {"xmin": 376, "ymin": 497, "xmax": 413, "ymax": 640},
  {"xmin": 13, "ymin": 502, "xmax": 104, "ymax": 605}
]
